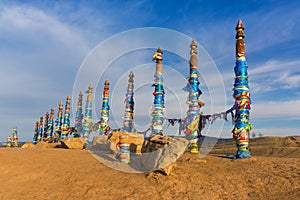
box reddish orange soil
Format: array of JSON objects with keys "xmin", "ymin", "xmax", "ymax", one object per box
[{"xmin": 0, "ymin": 136, "xmax": 299, "ymax": 200}]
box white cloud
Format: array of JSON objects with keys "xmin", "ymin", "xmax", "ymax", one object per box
[
  {"xmin": 246, "ymin": 6, "xmax": 300, "ymax": 53},
  {"xmin": 0, "ymin": 5, "xmax": 90, "ymax": 53},
  {"xmin": 277, "ymin": 72, "xmax": 300, "ymax": 89},
  {"xmin": 217, "ymin": 59, "xmax": 300, "ymax": 94},
  {"xmin": 252, "ymin": 100, "xmax": 300, "ymax": 119},
  {"xmin": 250, "ymin": 60, "xmax": 300, "ymax": 75},
  {"xmin": 250, "ymin": 60, "xmax": 300, "ymax": 92}
]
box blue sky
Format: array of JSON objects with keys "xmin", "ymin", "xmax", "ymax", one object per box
[{"xmin": 0, "ymin": 0, "xmax": 299, "ymax": 141}]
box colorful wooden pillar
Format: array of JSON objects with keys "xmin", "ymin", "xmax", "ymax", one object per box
[
  {"xmin": 32, "ymin": 121, "xmax": 39, "ymax": 144},
  {"xmin": 122, "ymin": 72, "xmax": 135, "ymax": 132},
  {"xmin": 37, "ymin": 116, "xmax": 43, "ymax": 142},
  {"xmin": 116, "ymin": 135, "xmax": 130, "ymax": 163},
  {"xmin": 6, "ymin": 135, "xmax": 12, "ymax": 148},
  {"xmin": 12, "ymin": 127, "xmax": 18, "ymax": 147},
  {"xmin": 99, "ymin": 80, "xmax": 111, "ymax": 135},
  {"xmin": 150, "ymin": 48, "xmax": 165, "ymax": 136},
  {"xmin": 54, "ymin": 101, "xmax": 63, "ymax": 141},
  {"xmin": 232, "ymin": 19, "xmax": 252, "ymax": 158},
  {"xmin": 46, "ymin": 107, "xmax": 55, "ymax": 141},
  {"xmin": 82, "ymin": 84, "xmax": 93, "ymax": 138},
  {"xmin": 43, "ymin": 112, "xmax": 49, "ymax": 141},
  {"xmin": 74, "ymin": 92, "xmax": 83, "ymax": 137},
  {"xmin": 183, "ymin": 40, "xmax": 203, "ymax": 153},
  {"xmin": 61, "ymin": 96, "xmax": 71, "ymax": 139}
]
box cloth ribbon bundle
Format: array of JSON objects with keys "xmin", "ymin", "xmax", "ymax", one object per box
[
  {"xmin": 54, "ymin": 101, "xmax": 63, "ymax": 140},
  {"xmin": 150, "ymin": 48, "xmax": 165, "ymax": 135},
  {"xmin": 32, "ymin": 121, "xmax": 39, "ymax": 144},
  {"xmin": 99, "ymin": 80, "xmax": 112, "ymax": 135},
  {"xmin": 46, "ymin": 108, "xmax": 55, "ymax": 140},
  {"xmin": 82, "ymin": 84, "xmax": 93, "ymax": 138},
  {"xmin": 167, "ymin": 106, "xmax": 236, "ymax": 135},
  {"xmin": 6, "ymin": 135, "xmax": 12, "ymax": 147},
  {"xmin": 12, "ymin": 127, "xmax": 18, "ymax": 147},
  {"xmin": 183, "ymin": 41, "xmax": 202, "ymax": 145},
  {"xmin": 152, "ymin": 51, "xmax": 163, "ymax": 62},
  {"xmin": 167, "ymin": 119, "xmax": 184, "ymax": 135},
  {"xmin": 61, "ymin": 96, "xmax": 71, "ymax": 139},
  {"xmin": 82, "ymin": 117, "xmax": 92, "ymax": 138},
  {"xmin": 230, "ymin": 19, "xmax": 252, "ymax": 159},
  {"xmin": 202, "ymin": 106, "xmax": 235, "ymax": 126},
  {"xmin": 37, "ymin": 116, "xmax": 44, "ymax": 142},
  {"xmin": 74, "ymin": 92, "xmax": 83, "ymax": 137},
  {"xmin": 167, "ymin": 118, "xmax": 181, "ymax": 126},
  {"xmin": 232, "ymin": 59, "xmax": 252, "ymax": 158},
  {"xmin": 152, "ymin": 81, "xmax": 165, "ymax": 105},
  {"xmin": 43, "ymin": 112, "xmax": 49, "ymax": 141},
  {"xmin": 123, "ymin": 72, "xmax": 135, "ymax": 132},
  {"xmin": 116, "ymin": 135, "xmax": 130, "ymax": 163}
]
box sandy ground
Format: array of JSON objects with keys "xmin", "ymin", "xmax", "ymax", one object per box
[{"xmin": 0, "ymin": 136, "xmax": 299, "ymax": 200}]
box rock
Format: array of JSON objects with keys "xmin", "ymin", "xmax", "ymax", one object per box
[
  {"xmin": 141, "ymin": 140, "xmax": 164, "ymax": 153},
  {"xmin": 88, "ymin": 135, "xmax": 112, "ymax": 153},
  {"xmin": 48, "ymin": 142, "xmax": 62, "ymax": 148},
  {"xmin": 35, "ymin": 141, "xmax": 50, "ymax": 148},
  {"xmin": 87, "ymin": 135, "xmax": 188, "ymax": 174},
  {"xmin": 157, "ymin": 163, "xmax": 177, "ymax": 176},
  {"xmin": 21, "ymin": 142, "xmax": 35, "ymax": 148},
  {"xmin": 34, "ymin": 141, "xmax": 61, "ymax": 148},
  {"xmin": 61, "ymin": 138, "xmax": 86, "ymax": 149},
  {"xmin": 140, "ymin": 136, "xmax": 189, "ymax": 171},
  {"xmin": 149, "ymin": 135, "xmax": 172, "ymax": 144},
  {"xmin": 142, "ymin": 136, "xmax": 174, "ymax": 153},
  {"xmin": 109, "ymin": 131, "xmax": 144, "ymax": 154}
]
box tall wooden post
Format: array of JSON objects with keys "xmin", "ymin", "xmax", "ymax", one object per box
[
  {"xmin": 99, "ymin": 80, "xmax": 111, "ymax": 135},
  {"xmin": 122, "ymin": 71, "xmax": 135, "ymax": 132},
  {"xmin": 74, "ymin": 92, "xmax": 83, "ymax": 137},
  {"xmin": 232, "ymin": 19, "xmax": 252, "ymax": 158},
  {"xmin": 150, "ymin": 48, "xmax": 165, "ymax": 136},
  {"xmin": 61, "ymin": 96, "xmax": 71, "ymax": 139},
  {"xmin": 183, "ymin": 40, "xmax": 203, "ymax": 153},
  {"xmin": 82, "ymin": 84, "xmax": 93, "ymax": 138}
]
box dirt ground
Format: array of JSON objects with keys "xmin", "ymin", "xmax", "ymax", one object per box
[{"xmin": 0, "ymin": 136, "xmax": 299, "ymax": 200}]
